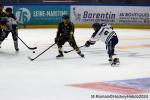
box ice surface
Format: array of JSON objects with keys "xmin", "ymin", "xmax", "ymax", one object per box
[{"xmin": 0, "ymin": 28, "xmax": 150, "ymax": 100}]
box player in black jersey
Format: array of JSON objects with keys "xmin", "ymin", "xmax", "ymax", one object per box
[
  {"xmin": 0, "ymin": 8, "xmax": 19, "ymax": 51},
  {"xmin": 55, "ymin": 15, "xmax": 84, "ymax": 58}
]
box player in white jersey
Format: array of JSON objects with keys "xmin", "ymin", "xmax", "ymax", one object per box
[
  {"xmin": 0, "ymin": 8, "xmax": 19, "ymax": 51},
  {"xmin": 85, "ymin": 23, "xmax": 119, "ymax": 65}
]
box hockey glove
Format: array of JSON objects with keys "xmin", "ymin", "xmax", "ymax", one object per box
[
  {"xmin": 69, "ymin": 35, "xmax": 74, "ymax": 42},
  {"xmin": 85, "ymin": 41, "xmax": 91, "ymax": 47},
  {"xmin": 0, "ymin": 18, "xmax": 7, "ymax": 25},
  {"xmin": 55, "ymin": 38, "xmax": 58, "ymax": 43},
  {"xmin": 85, "ymin": 41, "xmax": 95, "ymax": 47}
]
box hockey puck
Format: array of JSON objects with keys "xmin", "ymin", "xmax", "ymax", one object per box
[{"xmin": 33, "ymin": 51, "xmax": 35, "ymax": 53}]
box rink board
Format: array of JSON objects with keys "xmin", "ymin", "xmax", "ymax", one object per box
[
  {"xmin": 2, "ymin": 4, "xmax": 150, "ymax": 29},
  {"xmin": 17, "ymin": 24, "xmax": 150, "ymax": 29}
]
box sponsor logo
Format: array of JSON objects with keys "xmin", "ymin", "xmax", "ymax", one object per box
[
  {"xmin": 72, "ymin": 7, "xmax": 81, "ymax": 21},
  {"xmin": 119, "ymin": 12, "xmax": 150, "ymax": 24},
  {"xmin": 72, "ymin": 7, "xmax": 116, "ymax": 23},
  {"xmin": 15, "ymin": 8, "xmax": 31, "ymax": 24}
]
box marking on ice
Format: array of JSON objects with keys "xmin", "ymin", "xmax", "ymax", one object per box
[{"xmin": 68, "ymin": 77, "xmax": 150, "ymax": 94}]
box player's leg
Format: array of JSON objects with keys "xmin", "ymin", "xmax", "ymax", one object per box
[
  {"xmin": 11, "ymin": 28, "xmax": 19, "ymax": 51},
  {"xmin": 0, "ymin": 28, "xmax": 2, "ymax": 47},
  {"xmin": 69, "ymin": 36, "xmax": 84, "ymax": 57},
  {"xmin": 107, "ymin": 41, "xmax": 113, "ymax": 61},
  {"xmin": 112, "ymin": 36, "xmax": 119, "ymax": 64},
  {"xmin": 0, "ymin": 30, "xmax": 9, "ymax": 47},
  {"xmin": 56, "ymin": 36, "xmax": 66, "ymax": 58},
  {"xmin": 111, "ymin": 36, "xmax": 118, "ymax": 55},
  {"xmin": 107, "ymin": 36, "xmax": 119, "ymax": 64}
]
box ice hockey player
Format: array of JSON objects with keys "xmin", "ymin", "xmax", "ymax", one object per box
[
  {"xmin": 0, "ymin": 7, "xmax": 19, "ymax": 51},
  {"xmin": 55, "ymin": 15, "xmax": 84, "ymax": 58},
  {"xmin": 85, "ymin": 23, "xmax": 119, "ymax": 65},
  {"xmin": 0, "ymin": 5, "xmax": 6, "ymax": 48}
]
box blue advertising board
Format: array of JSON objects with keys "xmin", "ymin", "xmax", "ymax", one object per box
[{"xmin": 13, "ymin": 5, "xmax": 70, "ymax": 25}]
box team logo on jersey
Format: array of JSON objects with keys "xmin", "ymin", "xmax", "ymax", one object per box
[
  {"xmin": 72, "ymin": 7, "xmax": 81, "ymax": 21},
  {"xmin": 15, "ymin": 8, "xmax": 31, "ymax": 24}
]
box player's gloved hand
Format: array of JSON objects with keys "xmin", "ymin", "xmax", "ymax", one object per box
[
  {"xmin": 55, "ymin": 38, "xmax": 58, "ymax": 43},
  {"xmin": 1, "ymin": 18, "xmax": 7, "ymax": 25},
  {"xmin": 85, "ymin": 41, "xmax": 91, "ymax": 47},
  {"xmin": 69, "ymin": 35, "xmax": 74, "ymax": 42}
]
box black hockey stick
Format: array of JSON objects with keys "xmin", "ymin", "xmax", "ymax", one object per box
[
  {"xmin": 28, "ymin": 43, "xmax": 56, "ymax": 61},
  {"xmin": 64, "ymin": 45, "xmax": 85, "ymax": 53},
  {"xmin": 17, "ymin": 36, "xmax": 37, "ymax": 50}
]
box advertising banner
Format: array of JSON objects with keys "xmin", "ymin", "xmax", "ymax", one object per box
[
  {"xmin": 13, "ymin": 5, "xmax": 70, "ymax": 25},
  {"xmin": 71, "ymin": 6, "xmax": 150, "ymax": 25}
]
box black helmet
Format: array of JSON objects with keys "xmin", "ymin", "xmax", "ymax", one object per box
[
  {"xmin": 6, "ymin": 8, "xmax": 12, "ymax": 13},
  {"xmin": 92, "ymin": 23, "xmax": 101, "ymax": 29},
  {"xmin": 62, "ymin": 14, "xmax": 69, "ymax": 19},
  {"xmin": 92, "ymin": 23, "xmax": 106, "ymax": 29},
  {"xmin": 92, "ymin": 23, "xmax": 100, "ymax": 28}
]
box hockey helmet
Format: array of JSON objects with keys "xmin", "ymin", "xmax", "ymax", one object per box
[
  {"xmin": 92, "ymin": 23, "xmax": 101, "ymax": 30},
  {"xmin": 6, "ymin": 8, "xmax": 12, "ymax": 13},
  {"xmin": 62, "ymin": 14, "xmax": 69, "ymax": 20}
]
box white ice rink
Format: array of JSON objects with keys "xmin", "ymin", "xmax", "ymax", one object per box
[{"xmin": 0, "ymin": 28, "xmax": 150, "ymax": 100}]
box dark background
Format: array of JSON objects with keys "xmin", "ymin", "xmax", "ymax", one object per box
[{"xmin": 0, "ymin": 0, "xmax": 150, "ymax": 4}]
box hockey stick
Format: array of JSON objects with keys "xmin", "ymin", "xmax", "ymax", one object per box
[
  {"xmin": 64, "ymin": 45, "xmax": 85, "ymax": 53},
  {"xmin": 28, "ymin": 43, "xmax": 56, "ymax": 61},
  {"xmin": 17, "ymin": 36, "xmax": 37, "ymax": 50}
]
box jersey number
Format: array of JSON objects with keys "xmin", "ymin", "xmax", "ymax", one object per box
[
  {"xmin": 100, "ymin": 28, "xmax": 109, "ymax": 36},
  {"xmin": 104, "ymin": 31, "xmax": 109, "ymax": 35}
]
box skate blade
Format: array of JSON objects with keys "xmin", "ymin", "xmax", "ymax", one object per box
[
  {"xmin": 111, "ymin": 62, "xmax": 120, "ymax": 67},
  {"xmin": 81, "ymin": 56, "xmax": 85, "ymax": 58},
  {"xmin": 56, "ymin": 57, "xmax": 64, "ymax": 59}
]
